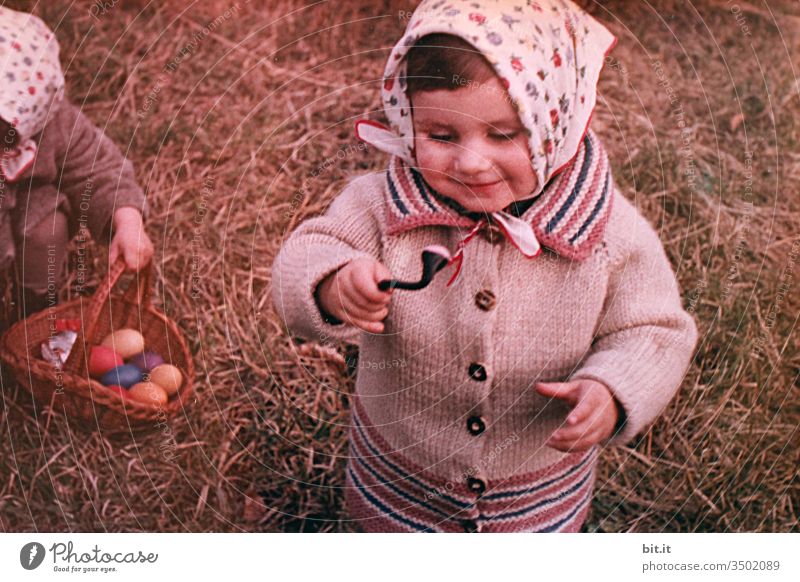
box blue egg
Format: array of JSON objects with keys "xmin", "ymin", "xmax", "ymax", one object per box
[{"xmin": 100, "ymin": 364, "xmax": 143, "ymax": 389}]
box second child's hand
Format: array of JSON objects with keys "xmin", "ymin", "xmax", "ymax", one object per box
[{"xmin": 109, "ymin": 207, "xmax": 153, "ymax": 272}]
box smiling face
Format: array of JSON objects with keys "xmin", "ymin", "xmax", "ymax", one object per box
[{"xmin": 411, "ymin": 75, "xmax": 538, "ymax": 214}]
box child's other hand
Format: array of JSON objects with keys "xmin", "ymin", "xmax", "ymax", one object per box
[
  {"xmin": 316, "ymin": 258, "xmax": 393, "ymax": 333},
  {"xmin": 535, "ymin": 379, "xmax": 621, "ymax": 452},
  {"xmin": 109, "ymin": 207, "xmax": 153, "ymax": 272}
]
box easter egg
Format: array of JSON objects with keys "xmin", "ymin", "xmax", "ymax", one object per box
[
  {"xmin": 128, "ymin": 382, "xmax": 168, "ymax": 407},
  {"xmin": 106, "ymin": 385, "xmax": 128, "ymax": 398},
  {"xmin": 150, "ymin": 364, "xmax": 183, "ymax": 396},
  {"xmin": 127, "ymin": 351, "xmax": 164, "ymax": 373},
  {"xmin": 100, "ymin": 364, "xmax": 143, "ymax": 389},
  {"xmin": 88, "ymin": 346, "xmax": 124, "ymax": 378},
  {"xmin": 101, "ymin": 329, "xmax": 145, "ymax": 359}
]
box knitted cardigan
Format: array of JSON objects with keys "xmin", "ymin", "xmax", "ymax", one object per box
[{"xmin": 271, "ymin": 172, "xmax": 698, "ymax": 532}]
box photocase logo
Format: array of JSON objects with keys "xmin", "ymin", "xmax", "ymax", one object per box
[{"xmin": 20, "ymin": 542, "xmax": 46, "ymax": 570}]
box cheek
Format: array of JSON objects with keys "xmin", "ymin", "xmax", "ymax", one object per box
[
  {"xmin": 414, "ymin": 141, "xmax": 449, "ymax": 175},
  {"xmin": 513, "ymin": 160, "xmax": 536, "ymax": 184},
  {"xmin": 506, "ymin": 143, "xmax": 537, "ymax": 187},
  {"xmin": 518, "ymin": 166, "xmax": 538, "ymax": 193}
]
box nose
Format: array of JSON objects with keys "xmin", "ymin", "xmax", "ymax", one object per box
[{"xmin": 454, "ymin": 139, "xmax": 493, "ymax": 177}]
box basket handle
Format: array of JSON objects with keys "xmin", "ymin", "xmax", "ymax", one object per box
[
  {"xmin": 64, "ymin": 260, "xmax": 154, "ymax": 375},
  {"xmin": 122, "ymin": 260, "xmax": 154, "ymax": 307}
]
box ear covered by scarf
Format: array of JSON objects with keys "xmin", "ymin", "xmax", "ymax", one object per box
[
  {"xmin": 355, "ymin": 0, "xmax": 617, "ymax": 283},
  {"xmin": 0, "ymin": 7, "xmax": 65, "ymax": 181}
]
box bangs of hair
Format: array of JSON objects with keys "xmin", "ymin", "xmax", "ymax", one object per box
[{"xmin": 405, "ymin": 34, "xmax": 496, "ymax": 94}]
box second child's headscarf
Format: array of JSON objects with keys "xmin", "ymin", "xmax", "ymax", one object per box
[
  {"xmin": 0, "ymin": 7, "xmax": 64, "ymax": 269},
  {"xmin": 356, "ymin": 0, "xmax": 617, "ymax": 281},
  {"xmin": 0, "ymin": 6, "xmax": 65, "ymax": 181}
]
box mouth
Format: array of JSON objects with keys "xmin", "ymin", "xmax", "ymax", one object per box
[{"xmin": 459, "ymin": 180, "xmax": 503, "ymax": 191}]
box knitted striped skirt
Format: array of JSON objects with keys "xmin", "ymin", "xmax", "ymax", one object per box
[{"xmin": 345, "ymin": 398, "xmax": 598, "ymax": 533}]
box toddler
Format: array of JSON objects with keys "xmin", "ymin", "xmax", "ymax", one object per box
[
  {"xmin": 0, "ymin": 7, "xmax": 152, "ymax": 317},
  {"xmin": 272, "ymin": 0, "xmax": 697, "ymax": 532}
]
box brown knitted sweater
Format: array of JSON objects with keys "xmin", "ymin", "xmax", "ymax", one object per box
[
  {"xmin": 272, "ymin": 171, "xmax": 698, "ymax": 482},
  {"xmin": 0, "ymin": 100, "xmax": 146, "ymax": 268}
]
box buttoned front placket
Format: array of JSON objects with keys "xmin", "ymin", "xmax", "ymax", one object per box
[{"xmin": 451, "ymin": 220, "xmax": 504, "ymax": 532}]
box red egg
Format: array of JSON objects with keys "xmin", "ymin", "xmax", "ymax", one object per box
[
  {"xmin": 89, "ymin": 346, "xmax": 124, "ymax": 379},
  {"xmin": 106, "ymin": 385, "xmax": 127, "ymax": 398}
]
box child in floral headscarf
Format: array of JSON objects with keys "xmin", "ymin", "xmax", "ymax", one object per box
[
  {"xmin": 272, "ymin": 0, "xmax": 697, "ymax": 532},
  {"xmin": 0, "ymin": 7, "xmax": 151, "ymax": 316}
]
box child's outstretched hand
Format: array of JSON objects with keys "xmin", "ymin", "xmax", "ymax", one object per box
[
  {"xmin": 315, "ymin": 258, "xmax": 393, "ymax": 333},
  {"xmin": 535, "ymin": 379, "xmax": 622, "ymax": 452},
  {"xmin": 109, "ymin": 207, "xmax": 154, "ymax": 272}
]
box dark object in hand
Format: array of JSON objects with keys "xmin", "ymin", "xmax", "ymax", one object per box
[{"xmin": 378, "ymin": 245, "xmax": 451, "ymax": 291}]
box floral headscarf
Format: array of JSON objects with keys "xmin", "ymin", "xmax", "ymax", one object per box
[{"xmin": 0, "ymin": 6, "xmax": 64, "ymax": 180}]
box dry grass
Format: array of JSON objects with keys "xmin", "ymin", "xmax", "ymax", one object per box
[{"xmin": 0, "ymin": 0, "xmax": 797, "ymax": 532}]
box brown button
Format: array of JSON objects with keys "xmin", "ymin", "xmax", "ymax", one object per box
[
  {"xmin": 481, "ymin": 222, "xmax": 504, "ymax": 245},
  {"xmin": 468, "ymin": 363, "xmax": 487, "ymax": 382},
  {"xmin": 461, "ymin": 519, "xmax": 480, "ymax": 532},
  {"xmin": 467, "ymin": 477, "xmax": 486, "ymax": 495},
  {"xmin": 474, "ymin": 289, "xmax": 496, "ymax": 311},
  {"xmin": 467, "ymin": 416, "xmax": 485, "ymax": 436}
]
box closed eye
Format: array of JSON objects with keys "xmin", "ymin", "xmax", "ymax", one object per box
[
  {"xmin": 490, "ymin": 132, "xmax": 518, "ymax": 141},
  {"xmin": 429, "ymin": 134, "xmax": 453, "ymax": 142}
]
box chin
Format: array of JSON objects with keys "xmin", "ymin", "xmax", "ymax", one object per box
[
  {"xmin": 457, "ymin": 199, "xmax": 508, "ymax": 213},
  {"xmin": 437, "ymin": 186, "xmax": 515, "ymax": 214}
]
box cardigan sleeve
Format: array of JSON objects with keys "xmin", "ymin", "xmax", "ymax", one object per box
[
  {"xmin": 571, "ymin": 195, "xmax": 698, "ymax": 445},
  {"xmin": 270, "ymin": 173, "xmax": 385, "ymax": 345},
  {"xmin": 53, "ymin": 102, "xmax": 146, "ymax": 241}
]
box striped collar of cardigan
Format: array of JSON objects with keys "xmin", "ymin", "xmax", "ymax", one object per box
[{"xmin": 383, "ymin": 129, "xmax": 614, "ymax": 283}]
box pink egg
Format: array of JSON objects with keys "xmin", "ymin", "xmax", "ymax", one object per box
[
  {"xmin": 101, "ymin": 329, "xmax": 145, "ymax": 359},
  {"xmin": 149, "ymin": 364, "xmax": 184, "ymax": 396},
  {"xmin": 89, "ymin": 346, "xmax": 124, "ymax": 379}
]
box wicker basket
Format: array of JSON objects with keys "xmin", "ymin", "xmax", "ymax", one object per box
[{"xmin": 1, "ymin": 260, "xmax": 195, "ymax": 432}]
